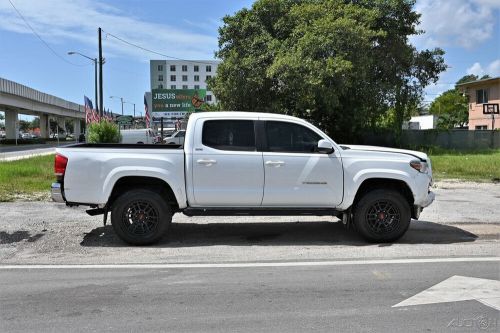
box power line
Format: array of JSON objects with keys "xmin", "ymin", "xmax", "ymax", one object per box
[
  {"xmin": 102, "ymin": 30, "xmax": 219, "ymax": 66},
  {"xmin": 8, "ymin": 0, "xmax": 89, "ymax": 67}
]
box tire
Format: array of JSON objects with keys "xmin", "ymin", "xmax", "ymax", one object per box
[
  {"xmin": 111, "ymin": 189, "xmax": 172, "ymax": 245},
  {"xmin": 353, "ymin": 189, "xmax": 411, "ymax": 243}
]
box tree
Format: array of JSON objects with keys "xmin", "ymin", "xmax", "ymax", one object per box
[
  {"xmin": 429, "ymin": 89, "xmax": 468, "ymax": 129},
  {"xmin": 30, "ymin": 117, "xmax": 40, "ymax": 130},
  {"xmin": 455, "ymin": 74, "xmax": 478, "ymax": 85},
  {"xmin": 210, "ymin": 0, "xmax": 446, "ymax": 142},
  {"xmin": 18, "ymin": 120, "xmax": 30, "ymax": 132}
]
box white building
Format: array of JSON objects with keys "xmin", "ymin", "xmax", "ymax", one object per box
[
  {"xmin": 403, "ymin": 115, "xmax": 437, "ymax": 130},
  {"xmin": 150, "ymin": 60, "xmax": 220, "ymax": 104}
]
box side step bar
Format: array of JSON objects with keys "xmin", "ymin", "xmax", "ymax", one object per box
[{"xmin": 183, "ymin": 208, "xmax": 339, "ymax": 217}]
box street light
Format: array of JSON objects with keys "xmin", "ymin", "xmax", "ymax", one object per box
[
  {"xmin": 68, "ymin": 51, "xmax": 99, "ymax": 117},
  {"xmin": 123, "ymin": 101, "xmax": 136, "ymax": 118},
  {"xmin": 110, "ymin": 96, "xmax": 124, "ymax": 115}
]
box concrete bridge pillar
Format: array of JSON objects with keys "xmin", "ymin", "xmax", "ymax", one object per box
[
  {"xmin": 5, "ymin": 110, "xmax": 18, "ymax": 140},
  {"xmin": 73, "ymin": 118, "xmax": 81, "ymax": 139},
  {"xmin": 39, "ymin": 114, "xmax": 49, "ymax": 139}
]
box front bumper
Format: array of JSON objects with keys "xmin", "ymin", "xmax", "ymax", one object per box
[
  {"xmin": 421, "ymin": 191, "xmax": 435, "ymax": 208},
  {"xmin": 51, "ymin": 183, "xmax": 65, "ymax": 203}
]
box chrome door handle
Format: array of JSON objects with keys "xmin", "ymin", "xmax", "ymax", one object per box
[
  {"xmin": 197, "ymin": 159, "xmax": 217, "ymax": 166},
  {"xmin": 265, "ymin": 161, "xmax": 285, "ymax": 167}
]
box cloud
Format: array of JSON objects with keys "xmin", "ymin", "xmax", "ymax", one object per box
[
  {"xmin": 466, "ymin": 59, "xmax": 500, "ymax": 77},
  {"xmin": 466, "ymin": 62, "xmax": 485, "ymax": 76},
  {"xmin": 413, "ymin": 0, "xmax": 500, "ymax": 49},
  {"xmin": 0, "ymin": 0, "xmax": 218, "ymax": 60}
]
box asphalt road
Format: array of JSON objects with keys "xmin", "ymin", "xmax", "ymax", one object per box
[
  {"xmin": 1, "ymin": 261, "xmax": 499, "ymax": 332},
  {"xmin": 0, "ymin": 180, "xmax": 498, "ymax": 332}
]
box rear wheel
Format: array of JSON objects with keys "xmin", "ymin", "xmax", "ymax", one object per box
[
  {"xmin": 111, "ymin": 189, "xmax": 171, "ymax": 245},
  {"xmin": 353, "ymin": 189, "xmax": 410, "ymax": 242}
]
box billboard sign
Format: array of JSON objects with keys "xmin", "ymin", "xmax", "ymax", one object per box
[{"xmin": 152, "ymin": 89, "xmax": 207, "ymax": 117}]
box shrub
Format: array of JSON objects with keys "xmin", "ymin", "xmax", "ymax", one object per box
[{"xmin": 87, "ymin": 121, "xmax": 121, "ymax": 143}]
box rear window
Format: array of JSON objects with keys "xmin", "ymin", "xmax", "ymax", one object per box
[{"xmin": 202, "ymin": 120, "xmax": 256, "ymax": 151}]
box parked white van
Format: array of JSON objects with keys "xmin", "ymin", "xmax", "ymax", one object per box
[{"xmin": 120, "ymin": 129, "xmax": 157, "ymax": 144}]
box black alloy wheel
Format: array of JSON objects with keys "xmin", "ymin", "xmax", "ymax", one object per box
[
  {"xmin": 353, "ymin": 189, "xmax": 411, "ymax": 243},
  {"xmin": 111, "ymin": 189, "xmax": 172, "ymax": 245}
]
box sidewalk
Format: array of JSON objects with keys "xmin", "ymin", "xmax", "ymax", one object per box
[
  {"xmin": 0, "ymin": 141, "xmax": 79, "ymax": 161},
  {"xmin": 0, "ymin": 147, "xmax": 56, "ymax": 161}
]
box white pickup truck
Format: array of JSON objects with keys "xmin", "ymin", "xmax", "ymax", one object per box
[{"xmin": 52, "ymin": 112, "xmax": 434, "ymax": 245}]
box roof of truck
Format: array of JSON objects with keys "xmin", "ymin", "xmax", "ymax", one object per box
[{"xmin": 189, "ymin": 111, "xmax": 302, "ymax": 122}]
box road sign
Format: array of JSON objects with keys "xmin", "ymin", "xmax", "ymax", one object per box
[
  {"xmin": 483, "ymin": 103, "xmax": 499, "ymax": 114},
  {"xmin": 116, "ymin": 115, "xmax": 133, "ymax": 125}
]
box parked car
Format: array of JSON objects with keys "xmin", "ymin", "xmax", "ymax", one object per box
[
  {"xmin": 120, "ymin": 129, "xmax": 157, "ymax": 144},
  {"xmin": 163, "ymin": 130, "xmax": 186, "ymax": 145},
  {"xmin": 50, "ymin": 133, "xmax": 67, "ymax": 140},
  {"xmin": 21, "ymin": 132, "xmax": 31, "ymax": 139},
  {"xmin": 51, "ymin": 112, "xmax": 435, "ymax": 245}
]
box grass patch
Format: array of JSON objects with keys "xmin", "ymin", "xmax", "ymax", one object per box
[
  {"xmin": 429, "ymin": 150, "xmax": 500, "ymax": 181},
  {"xmin": 0, "ymin": 154, "xmax": 54, "ymax": 202}
]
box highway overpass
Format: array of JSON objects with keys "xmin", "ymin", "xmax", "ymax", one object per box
[{"xmin": 0, "ymin": 77, "xmax": 85, "ymax": 139}]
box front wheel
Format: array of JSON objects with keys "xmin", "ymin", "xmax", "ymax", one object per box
[
  {"xmin": 111, "ymin": 189, "xmax": 171, "ymax": 245},
  {"xmin": 353, "ymin": 189, "xmax": 411, "ymax": 243}
]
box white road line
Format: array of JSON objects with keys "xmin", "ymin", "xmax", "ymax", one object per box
[{"xmin": 0, "ymin": 257, "xmax": 499, "ymax": 270}]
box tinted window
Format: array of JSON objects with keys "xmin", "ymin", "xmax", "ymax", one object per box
[
  {"xmin": 202, "ymin": 120, "xmax": 255, "ymax": 151},
  {"xmin": 266, "ymin": 121, "xmax": 322, "ymax": 153},
  {"xmin": 177, "ymin": 131, "xmax": 185, "ymax": 137}
]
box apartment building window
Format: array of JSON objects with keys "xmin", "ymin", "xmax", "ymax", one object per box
[
  {"xmin": 158, "ymin": 74, "xmax": 163, "ymax": 81},
  {"xmin": 206, "ymin": 75, "xmax": 212, "ymax": 82},
  {"xmin": 158, "ymin": 84, "xmax": 163, "ymax": 89},
  {"xmin": 206, "ymin": 95, "xmax": 212, "ymax": 102},
  {"xmin": 476, "ymin": 89, "xmax": 488, "ymax": 104},
  {"xmin": 170, "ymin": 75, "xmax": 176, "ymax": 81},
  {"xmin": 182, "ymin": 65, "xmax": 188, "ymax": 72},
  {"xmin": 475, "ymin": 125, "xmax": 488, "ymax": 130},
  {"xmin": 206, "ymin": 65, "xmax": 212, "ymax": 72},
  {"xmin": 194, "ymin": 65, "xmax": 199, "ymax": 72},
  {"xmin": 158, "ymin": 65, "xmax": 163, "ymax": 71},
  {"xmin": 182, "ymin": 85, "xmax": 188, "ymax": 89},
  {"xmin": 182, "ymin": 75, "xmax": 188, "ymax": 82},
  {"xmin": 171, "ymin": 85, "xmax": 176, "ymax": 89},
  {"xmin": 194, "ymin": 75, "xmax": 200, "ymax": 82},
  {"xmin": 194, "ymin": 85, "xmax": 200, "ymax": 90},
  {"xmin": 170, "ymin": 65, "xmax": 176, "ymax": 71}
]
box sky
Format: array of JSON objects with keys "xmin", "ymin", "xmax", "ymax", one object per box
[{"xmin": 0, "ymin": 0, "xmax": 499, "ymax": 119}]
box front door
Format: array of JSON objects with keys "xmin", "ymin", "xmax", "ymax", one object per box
[{"xmin": 261, "ymin": 120, "xmax": 343, "ymax": 207}]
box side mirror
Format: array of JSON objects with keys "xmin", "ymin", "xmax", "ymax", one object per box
[{"xmin": 317, "ymin": 139, "xmax": 334, "ymax": 154}]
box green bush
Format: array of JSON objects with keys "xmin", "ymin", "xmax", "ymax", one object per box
[{"xmin": 87, "ymin": 121, "xmax": 121, "ymax": 143}]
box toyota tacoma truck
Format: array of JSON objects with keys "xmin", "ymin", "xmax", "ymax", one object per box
[{"xmin": 51, "ymin": 112, "xmax": 435, "ymax": 245}]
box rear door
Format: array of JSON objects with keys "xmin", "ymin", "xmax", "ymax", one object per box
[
  {"xmin": 261, "ymin": 120, "xmax": 343, "ymax": 207},
  {"xmin": 191, "ymin": 119, "xmax": 264, "ymax": 206}
]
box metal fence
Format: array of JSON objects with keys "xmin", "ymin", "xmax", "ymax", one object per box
[{"xmin": 360, "ymin": 130, "xmax": 500, "ymax": 150}]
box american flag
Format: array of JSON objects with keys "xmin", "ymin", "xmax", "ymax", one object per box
[
  {"xmin": 84, "ymin": 96, "xmax": 93, "ymax": 124},
  {"xmin": 93, "ymin": 108, "xmax": 100, "ymax": 123},
  {"xmin": 144, "ymin": 93, "xmax": 150, "ymax": 128}
]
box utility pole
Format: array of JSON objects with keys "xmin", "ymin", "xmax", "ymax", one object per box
[{"xmin": 98, "ymin": 27, "xmax": 104, "ymax": 117}]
